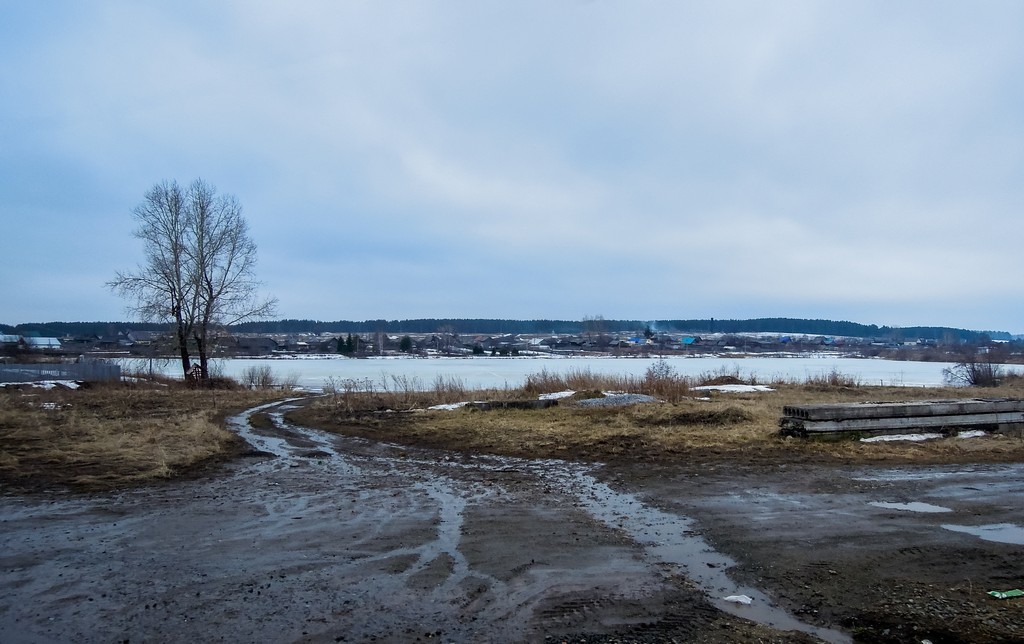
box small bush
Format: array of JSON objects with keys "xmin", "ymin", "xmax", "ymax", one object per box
[
  {"xmin": 943, "ymin": 355, "xmax": 1004, "ymax": 387},
  {"xmin": 241, "ymin": 364, "xmax": 275, "ymax": 389},
  {"xmin": 432, "ymin": 374, "xmax": 468, "ymax": 405},
  {"xmin": 279, "ymin": 372, "xmax": 301, "ymax": 392},
  {"xmin": 523, "ymin": 367, "xmax": 581, "ymax": 394},
  {"xmin": 643, "ymin": 359, "xmax": 690, "ymax": 402},
  {"xmin": 695, "ymin": 366, "xmax": 746, "ymax": 387},
  {"xmin": 804, "ymin": 367, "xmax": 861, "ymax": 389}
]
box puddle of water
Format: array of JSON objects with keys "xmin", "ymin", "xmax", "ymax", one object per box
[
  {"xmin": 852, "ymin": 470, "xmax": 958, "ymax": 482},
  {"xmin": 542, "ymin": 468, "xmax": 851, "ymax": 644},
  {"xmin": 868, "ymin": 501, "xmax": 952, "ymax": 513},
  {"xmin": 410, "ymin": 479, "xmax": 476, "ymax": 596},
  {"xmin": 941, "ymin": 523, "xmax": 1024, "ymax": 545},
  {"xmin": 227, "ymin": 398, "xmax": 305, "ymax": 457}
]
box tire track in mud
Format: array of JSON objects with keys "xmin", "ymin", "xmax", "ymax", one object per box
[
  {"xmin": 247, "ymin": 399, "xmax": 850, "ymax": 642},
  {"xmin": 233, "ymin": 399, "xmax": 571, "ymax": 640},
  {"xmin": 253, "ymin": 402, "xmax": 664, "ymax": 639}
]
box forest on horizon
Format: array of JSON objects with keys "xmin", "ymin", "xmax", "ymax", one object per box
[{"xmin": 1, "ymin": 318, "xmax": 1010, "ymax": 343}]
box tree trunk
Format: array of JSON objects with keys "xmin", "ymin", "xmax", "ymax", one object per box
[
  {"xmin": 176, "ymin": 323, "xmax": 191, "ymax": 377},
  {"xmin": 173, "ymin": 304, "xmax": 191, "ymax": 378},
  {"xmin": 194, "ymin": 330, "xmax": 209, "ymax": 383}
]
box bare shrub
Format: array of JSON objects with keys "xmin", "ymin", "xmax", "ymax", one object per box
[
  {"xmin": 564, "ymin": 367, "xmax": 622, "ymax": 391},
  {"xmin": 322, "ymin": 376, "xmax": 340, "ymax": 395},
  {"xmin": 1002, "ymin": 370, "xmax": 1024, "ymax": 386},
  {"xmin": 522, "ymin": 367, "xmax": 628, "ymax": 394},
  {"xmin": 376, "ymin": 373, "xmax": 423, "ymax": 410},
  {"xmin": 279, "ymin": 372, "xmax": 301, "ymax": 392},
  {"xmin": 644, "ymin": 358, "xmax": 675, "ymax": 382},
  {"xmin": 206, "ymin": 361, "xmax": 226, "ymax": 380},
  {"xmin": 432, "ymin": 374, "xmax": 468, "ymax": 405},
  {"xmin": 331, "ymin": 378, "xmax": 374, "ymax": 412},
  {"xmin": 643, "ymin": 359, "xmax": 690, "ymax": 402},
  {"xmin": 523, "ymin": 367, "xmax": 570, "ymax": 394},
  {"xmin": 943, "ymin": 351, "xmax": 1004, "ymax": 387},
  {"xmin": 804, "ymin": 367, "xmax": 862, "ymax": 389},
  {"xmin": 241, "ymin": 364, "xmax": 275, "ymax": 389}
]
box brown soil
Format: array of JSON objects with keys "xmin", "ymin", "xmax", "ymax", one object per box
[
  {"xmin": 2, "ymin": 392, "xmax": 1022, "ymax": 643},
  {"xmin": 284, "ymin": 398, "xmax": 1024, "ymax": 643}
]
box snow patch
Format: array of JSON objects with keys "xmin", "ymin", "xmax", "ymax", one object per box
[
  {"xmin": 862, "ymin": 429, "xmax": 990, "ymax": 443},
  {"xmin": 427, "ymin": 401, "xmax": 473, "ymax": 411},
  {"xmin": 692, "ymin": 384, "xmax": 774, "ymax": 393},
  {"xmin": 861, "ymin": 433, "xmax": 943, "ymax": 443},
  {"xmin": 869, "ymin": 501, "xmax": 952, "ymax": 513},
  {"xmin": 957, "ymin": 430, "xmax": 988, "ymax": 439},
  {"xmin": 539, "ymin": 390, "xmax": 575, "ymax": 400}
]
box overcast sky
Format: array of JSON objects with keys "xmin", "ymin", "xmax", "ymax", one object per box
[{"xmin": 2, "ymin": 1, "xmax": 1022, "ymax": 333}]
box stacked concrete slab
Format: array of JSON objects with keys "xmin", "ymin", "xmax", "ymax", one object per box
[{"xmin": 779, "ymin": 398, "xmax": 1024, "ymax": 439}]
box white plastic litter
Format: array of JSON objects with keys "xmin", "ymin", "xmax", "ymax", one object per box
[{"xmin": 723, "ymin": 594, "xmax": 753, "ymax": 605}]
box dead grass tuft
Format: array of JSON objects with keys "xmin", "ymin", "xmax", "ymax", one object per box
[{"xmin": 521, "ymin": 363, "xmax": 692, "ymax": 402}]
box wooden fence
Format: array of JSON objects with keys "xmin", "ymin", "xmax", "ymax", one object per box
[{"xmin": 0, "ymin": 361, "xmax": 122, "ymax": 384}]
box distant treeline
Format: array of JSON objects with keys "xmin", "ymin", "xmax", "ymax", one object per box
[
  {"xmin": 231, "ymin": 318, "xmax": 1002, "ymax": 342},
  {"xmin": 0, "ymin": 321, "xmax": 169, "ymax": 337},
  {"xmin": 4, "ymin": 318, "xmax": 1007, "ymax": 342}
]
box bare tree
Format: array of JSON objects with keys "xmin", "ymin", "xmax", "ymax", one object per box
[
  {"xmin": 582, "ymin": 315, "xmax": 606, "ymax": 345},
  {"xmin": 109, "ymin": 179, "xmax": 276, "ymax": 382},
  {"xmin": 185, "ymin": 180, "xmax": 276, "ymax": 380},
  {"xmin": 942, "ymin": 347, "xmax": 1004, "ymax": 387},
  {"xmin": 109, "ymin": 181, "xmax": 195, "ymax": 377},
  {"xmin": 437, "ymin": 324, "xmax": 458, "ymax": 355}
]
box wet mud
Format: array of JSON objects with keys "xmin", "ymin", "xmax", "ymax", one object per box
[{"xmin": 1, "ymin": 400, "xmax": 1022, "ymax": 643}]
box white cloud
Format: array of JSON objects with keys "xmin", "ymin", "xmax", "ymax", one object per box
[{"xmin": 1, "ymin": 1, "xmax": 1022, "ymax": 331}]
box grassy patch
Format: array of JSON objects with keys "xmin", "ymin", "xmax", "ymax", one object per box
[
  {"xmin": 0, "ymin": 381, "xmax": 285, "ymax": 491},
  {"xmin": 6, "ymin": 367, "xmax": 1024, "ymax": 492},
  {"xmin": 294, "ymin": 377, "xmax": 1024, "ymax": 465}
]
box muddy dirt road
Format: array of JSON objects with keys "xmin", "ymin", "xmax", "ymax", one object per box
[{"xmin": 1, "ymin": 400, "xmax": 1022, "ymax": 643}]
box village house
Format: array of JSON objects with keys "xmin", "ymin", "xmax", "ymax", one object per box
[{"xmin": 21, "ymin": 336, "xmax": 62, "ymax": 351}]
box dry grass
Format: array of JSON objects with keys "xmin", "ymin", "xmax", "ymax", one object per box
[
  {"xmin": 322, "ymin": 373, "xmax": 520, "ymax": 412},
  {"xmin": 0, "ymin": 381, "xmax": 285, "ymax": 490},
  {"xmin": 297, "ymin": 374, "xmax": 1024, "ymax": 465},
  {"xmin": 522, "ymin": 364, "xmax": 692, "ymax": 402},
  {"xmin": 6, "ymin": 368, "xmax": 1023, "ymax": 492}
]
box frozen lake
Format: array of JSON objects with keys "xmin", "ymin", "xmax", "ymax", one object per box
[{"xmin": 124, "ymin": 354, "xmax": 985, "ymax": 390}]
